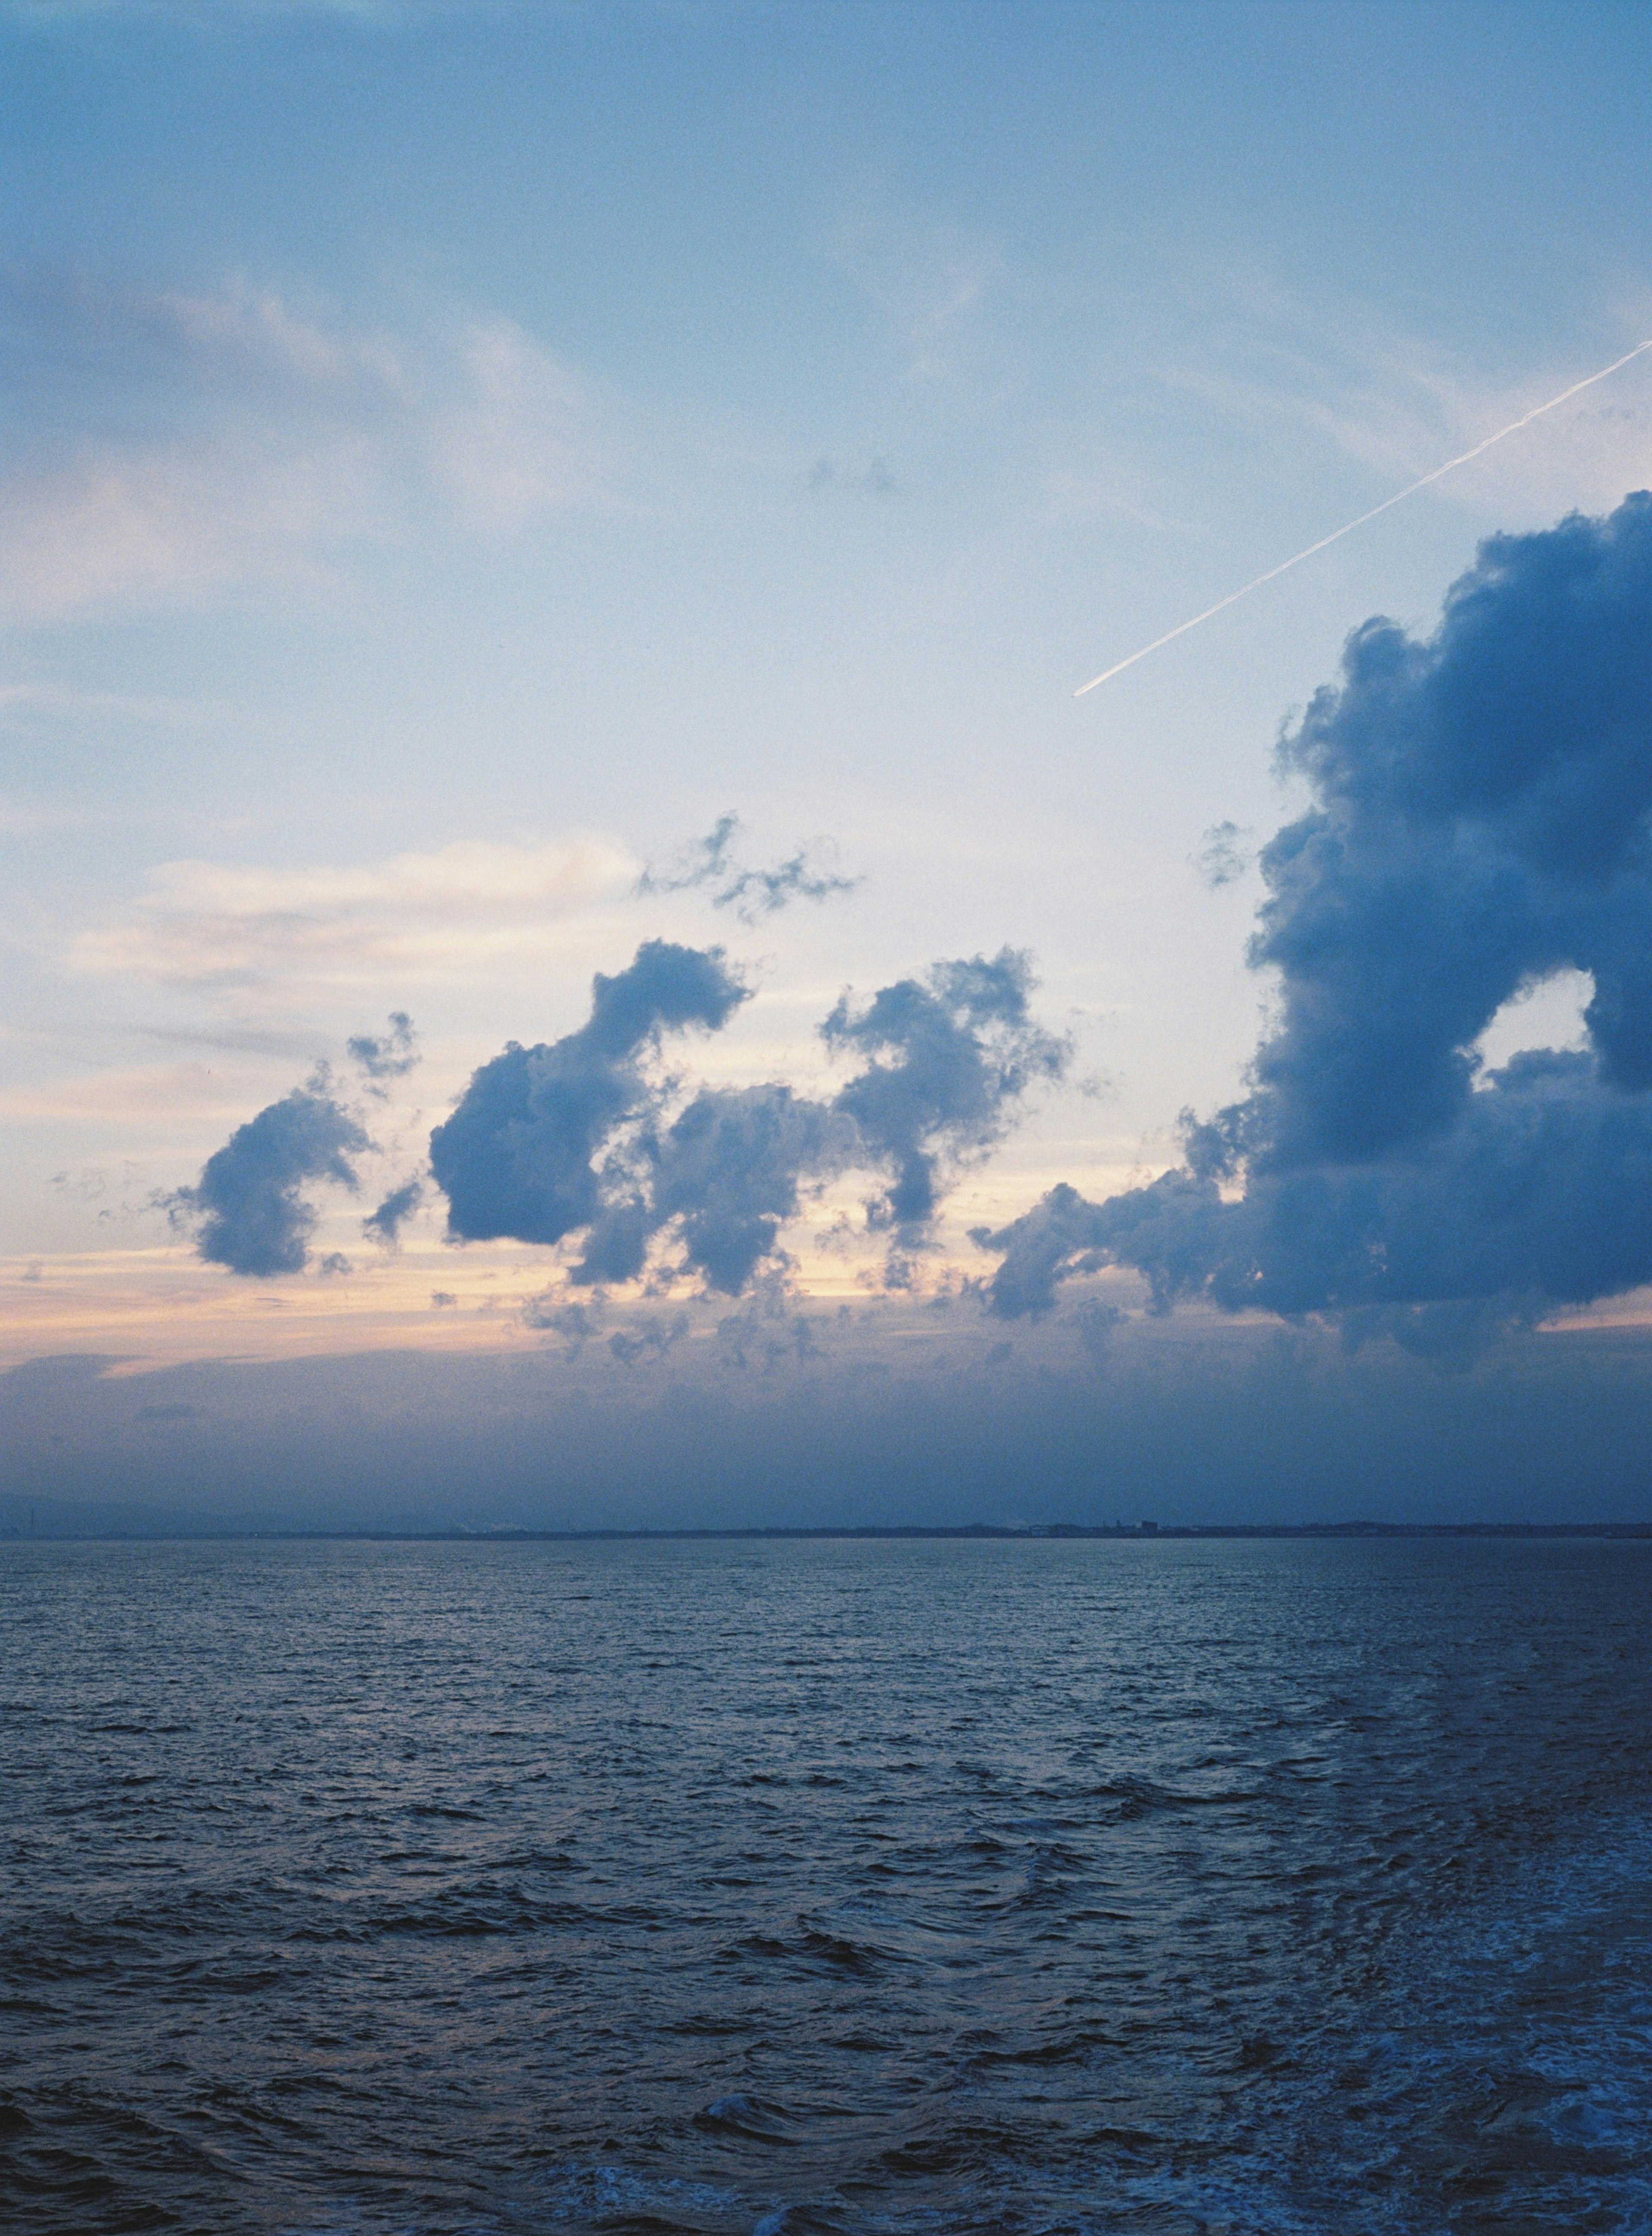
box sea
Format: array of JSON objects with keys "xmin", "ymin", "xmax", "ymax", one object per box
[{"xmin": 3, "ymin": 1534, "xmax": 1651, "ymax": 2235}]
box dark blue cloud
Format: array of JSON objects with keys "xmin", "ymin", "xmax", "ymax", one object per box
[
  {"xmin": 649, "ymin": 1085, "xmax": 853, "ymax": 1292},
  {"xmin": 429, "ymin": 941, "xmax": 1066, "ymax": 1295},
  {"xmin": 348, "ymin": 1011, "xmax": 419, "ymax": 1088},
  {"xmin": 429, "ymin": 940, "xmax": 748, "ymax": 1252},
  {"xmin": 826, "ymin": 950, "xmax": 1069, "ymax": 1235},
  {"xmin": 23, "ymin": 1310, "xmax": 1652, "ymax": 1532},
  {"xmin": 363, "ymin": 1178, "xmax": 423, "ymax": 1247},
  {"xmin": 166, "ymin": 1075, "xmax": 370, "ymax": 1278},
  {"xmin": 981, "ymin": 494, "xmax": 1652, "ymax": 1349}
]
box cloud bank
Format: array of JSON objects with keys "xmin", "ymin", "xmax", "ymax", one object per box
[
  {"xmin": 983, "ymin": 493, "xmax": 1652, "ymax": 1356},
  {"xmin": 15, "ymin": 1310, "xmax": 1652, "ymax": 1532}
]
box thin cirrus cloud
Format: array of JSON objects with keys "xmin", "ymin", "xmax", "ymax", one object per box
[
  {"xmin": 1162, "ymin": 276, "xmax": 1652, "ymax": 525},
  {"xmin": 0, "ymin": 266, "xmax": 614, "ymax": 618},
  {"xmin": 70, "ymin": 835, "xmax": 638, "ymax": 991},
  {"xmin": 826, "ymin": 204, "xmax": 1009, "ymax": 386}
]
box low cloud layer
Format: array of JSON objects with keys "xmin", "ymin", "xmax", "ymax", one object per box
[
  {"xmin": 983, "ymin": 494, "xmax": 1652, "ymax": 1356},
  {"xmin": 430, "ymin": 938, "xmax": 1066, "ymax": 1294},
  {"xmin": 14, "ymin": 1310, "xmax": 1652, "ymax": 1531}
]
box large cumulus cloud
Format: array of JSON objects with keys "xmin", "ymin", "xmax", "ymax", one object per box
[
  {"xmin": 431, "ymin": 939, "xmax": 1066, "ymax": 1293},
  {"xmin": 981, "ymin": 492, "xmax": 1652, "ymax": 1348}
]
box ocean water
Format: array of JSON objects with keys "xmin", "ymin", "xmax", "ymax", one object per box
[{"xmin": 2, "ymin": 1536, "xmax": 1651, "ymax": 2236}]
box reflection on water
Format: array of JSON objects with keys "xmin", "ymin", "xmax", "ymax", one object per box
[{"xmin": 2, "ymin": 1535, "xmax": 1650, "ymax": 2232}]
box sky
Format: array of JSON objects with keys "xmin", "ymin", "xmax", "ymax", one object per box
[{"xmin": 6, "ymin": 0, "xmax": 1652, "ymax": 1530}]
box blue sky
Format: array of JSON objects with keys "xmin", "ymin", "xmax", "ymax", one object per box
[{"xmin": 5, "ymin": 0, "xmax": 1652, "ymax": 1522}]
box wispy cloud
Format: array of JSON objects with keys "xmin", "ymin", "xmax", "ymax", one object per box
[
  {"xmin": 0, "ymin": 268, "xmax": 618, "ymax": 617},
  {"xmin": 71, "ymin": 834, "xmax": 638, "ymax": 990},
  {"xmin": 1164, "ymin": 273, "xmax": 1652, "ymax": 525},
  {"xmin": 636, "ymin": 812, "xmax": 861, "ymax": 923},
  {"xmin": 826, "ymin": 203, "xmax": 1009, "ymax": 383}
]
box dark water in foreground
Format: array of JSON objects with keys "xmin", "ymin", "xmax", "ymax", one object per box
[{"xmin": 3, "ymin": 1538, "xmax": 1652, "ymax": 2236}]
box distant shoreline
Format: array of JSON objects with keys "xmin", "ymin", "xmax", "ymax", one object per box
[{"xmin": 6, "ymin": 1522, "xmax": 1652, "ymax": 1544}]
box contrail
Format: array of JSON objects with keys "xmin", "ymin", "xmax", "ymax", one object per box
[{"xmin": 1074, "ymin": 333, "xmax": 1652, "ymax": 697}]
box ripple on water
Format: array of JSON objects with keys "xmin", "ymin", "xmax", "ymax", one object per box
[{"xmin": 3, "ymin": 1534, "xmax": 1652, "ymax": 2234}]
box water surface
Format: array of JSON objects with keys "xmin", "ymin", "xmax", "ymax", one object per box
[{"xmin": 3, "ymin": 1535, "xmax": 1650, "ymax": 2233}]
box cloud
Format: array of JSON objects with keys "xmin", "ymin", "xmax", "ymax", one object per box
[
  {"xmin": 1168, "ymin": 278, "xmax": 1652, "ymax": 529},
  {"xmin": 828, "ymin": 206, "xmax": 1008, "ymax": 383},
  {"xmin": 808, "ymin": 454, "xmax": 896, "ymax": 497},
  {"xmin": 714, "ymin": 1276, "xmax": 827, "ymax": 1371},
  {"xmin": 363, "ymin": 1178, "xmax": 423, "ymax": 1246},
  {"xmin": 1070, "ymin": 1296, "xmax": 1123, "ymax": 1365},
  {"xmin": 637, "ymin": 812, "xmax": 860, "ymax": 925},
  {"xmin": 15, "ymin": 1313, "xmax": 1652, "ymax": 1531},
  {"xmin": 980, "ymin": 494, "xmax": 1652, "ymax": 1356},
  {"xmin": 645, "ymin": 1083, "xmax": 854, "ymax": 1292},
  {"xmin": 164, "ymin": 1070, "xmax": 370, "ymax": 1277},
  {"xmin": 825, "ymin": 949, "xmax": 1070, "ymax": 1237},
  {"xmin": 522, "ymin": 1294, "xmax": 605, "ymax": 1352},
  {"xmin": 429, "ymin": 939, "xmax": 1066, "ymax": 1295},
  {"xmin": 1193, "ymin": 820, "xmax": 1253, "ymax": 889},
  {"xmin": 609, "ymin": 1312, "xmax": 689, "ymax": 1368},
  {"xmin": 430, "ymin": 939, "xmax": 751, "ymax": 1274},
  {"xmin": 0, "ymin": 269, "xmax": 613, "ymax": 618},
  {"xmin": 72, "ymin": 835, "xmax": 635, "ymax": 991},
  {"xmin": 433, "ymin": 318, "xmax": 602, "ymax": 530},
  {"xmin": 348, "ymin": 1010, "xmax": 420, "ymax": 1085}
]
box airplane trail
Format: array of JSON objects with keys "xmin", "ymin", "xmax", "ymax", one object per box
[{"xmin": 1073, "ymin": 333, "xmax": 1652, "ymax": 697}]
